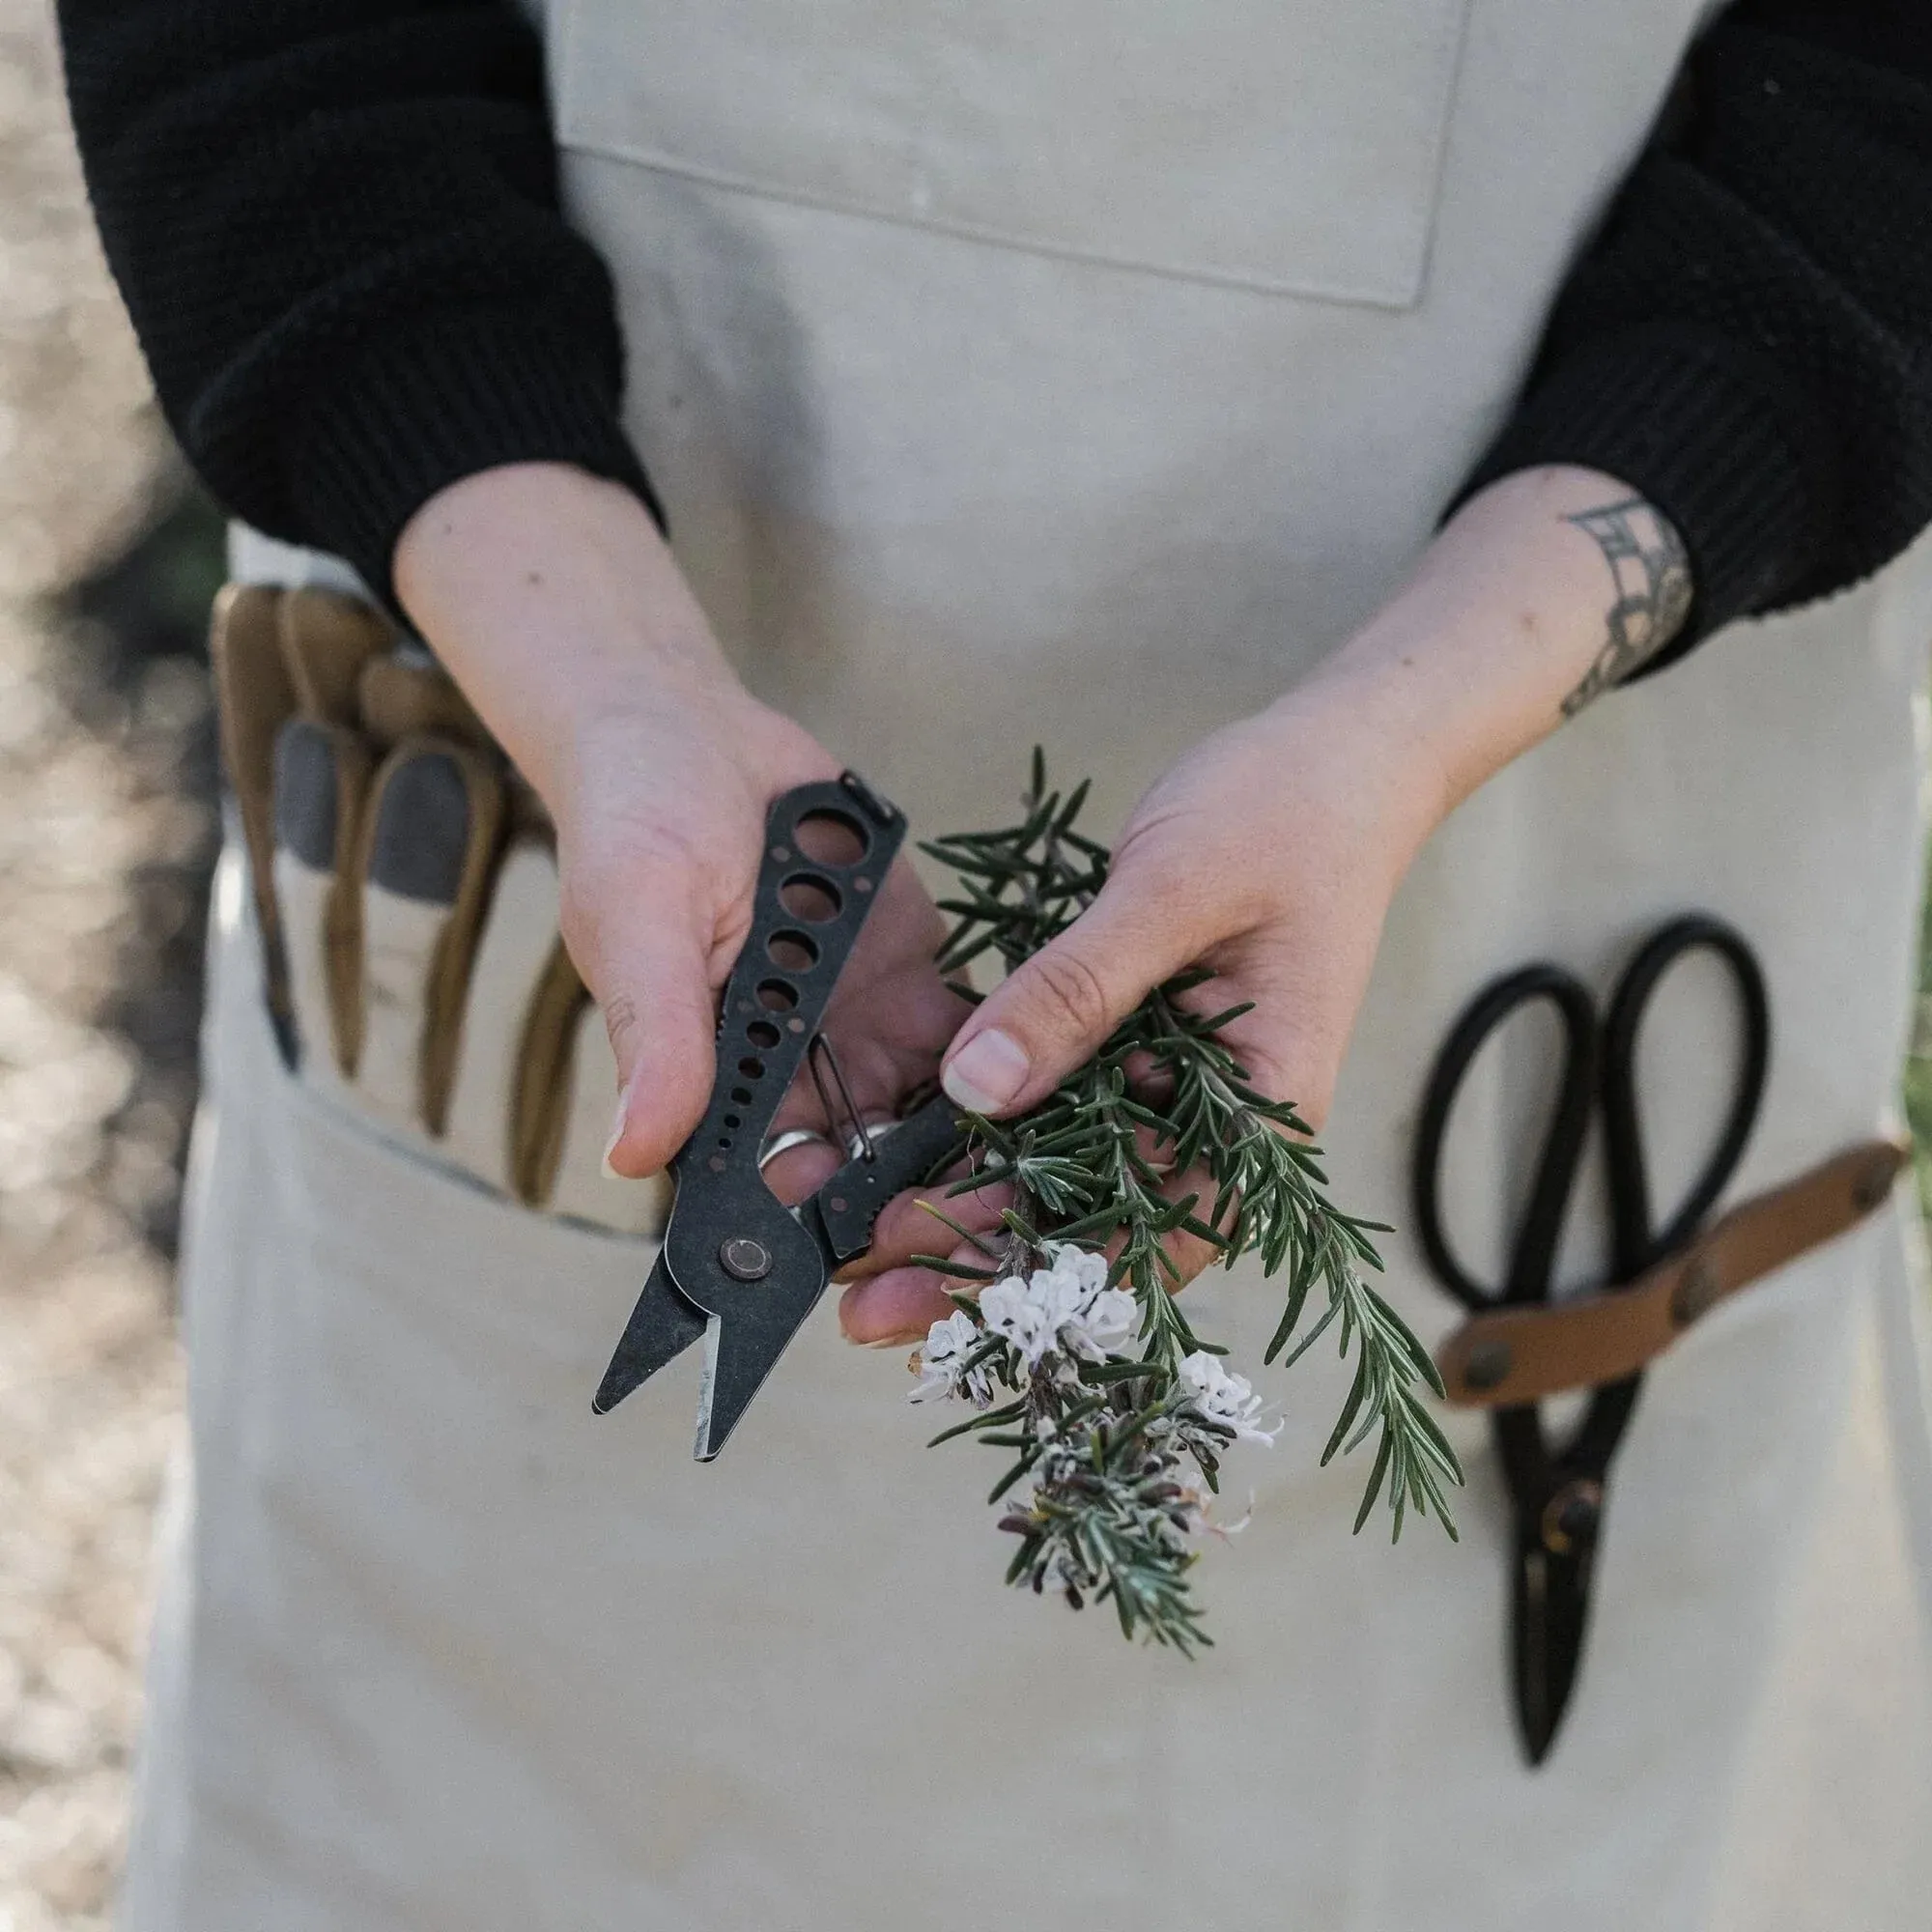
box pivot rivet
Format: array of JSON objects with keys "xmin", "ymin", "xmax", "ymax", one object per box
[
  {"xmin": 720, "ymin": 1237, "xmax": 772, "ymax": 1281},
  {"xmin": 1542, "ymin": 1478, "xmax": 1604, "ymax": 1555}
]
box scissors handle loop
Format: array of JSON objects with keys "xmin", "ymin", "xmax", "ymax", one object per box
[
  {"xmin": 1599, "ymin": 913, "xmax": 1770, "ymax": 1277},
  {"xmin": 1412, "ymin": 963, "xmax": 1600, "ymax": 1313}
]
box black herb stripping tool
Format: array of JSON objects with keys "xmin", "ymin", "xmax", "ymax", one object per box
[{"xmin": 591, "ymin": 773, "xmax": 965, "ymax": 1459}]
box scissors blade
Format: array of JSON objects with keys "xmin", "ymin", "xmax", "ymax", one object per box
[
  {"xmin": 591, "ymin": 1250, "xmax": 709, "ymax": 1416},
  {"xmin": 692, "ymin": 1263, "xmax": 829, "ymax": 1461},
  {"xmin": 1511, "ymin": 1536, "xmax": 1596, "ymax": 1765},
  {"xmin": 681, "ymin": 1098, "xmax": 964, "ymax": 1459}
]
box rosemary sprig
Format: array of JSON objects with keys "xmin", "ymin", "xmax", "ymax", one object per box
[{"xmin": 906, "ymin": 754, "xmax": 1461, "ymax": 1649}]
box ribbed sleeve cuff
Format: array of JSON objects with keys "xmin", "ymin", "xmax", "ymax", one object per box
[
  {"xmin": 1452, "ymin": 323, "xmax": 1835, "ymax": 667},
  {"xmin": 286, "ymin": 307, "xmax": 664, "ymax": 610}
]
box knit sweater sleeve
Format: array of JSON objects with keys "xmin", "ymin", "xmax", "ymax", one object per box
[
  {"xmin": 60, "ymin": 1, "xmax": 1932, "ymax": 642},
  {"xmin": 55, "ymin": 0, "xmax": 660, "ymax": 605},
  {"xmin": 1456, "ymin": 0, "xmax": 1932, "ymax": 661}
]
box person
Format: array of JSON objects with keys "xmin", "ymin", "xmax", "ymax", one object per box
[{"xmin": 53, "ymin": 0, "xmax": 1932, "ymax": 1924}]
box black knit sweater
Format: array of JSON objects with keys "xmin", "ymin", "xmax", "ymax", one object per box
[{"xmin": 55, "ymin": 0, "xmax": 1932, "ymax": 654}]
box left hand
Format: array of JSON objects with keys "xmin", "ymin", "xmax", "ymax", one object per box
[
  {"xmin": 838, "ymin": 463, "xmax": 1694, "ymax": 1344},
  {"xmin": 837, "ymin": 682, "xmax": 1447, "ymax": 1343}
]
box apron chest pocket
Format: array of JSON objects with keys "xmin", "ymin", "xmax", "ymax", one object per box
[{"xmin": 554, "ymin": 0, "xmax": 1472, "ymax": 309}]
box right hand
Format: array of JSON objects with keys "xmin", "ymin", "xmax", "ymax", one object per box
[
  {"xmin": 394, "ymin": 462, "xmax": 968, "ymax": 1185},
  {"xmin": 556, "ymin": 679, "xmax": 969, "ymax": 1185}
]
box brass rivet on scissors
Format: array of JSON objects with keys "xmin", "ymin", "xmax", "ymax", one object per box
[
  {"xmin": 1541, "ymin": 1479, "xmax": 1604, "ymax": 1556},
  {"xmin": 1853, "ymin": 1155, "xmax": 1895, "ymax": 1212},
  {"xmin": 1670, "ymin": 1256, "xmax": 1720, "ymax": 1327},
  {"xmin": 719, "ymin": 1237, "xmax": 773, "ymax": 1281},
  {"xmin": 1463, "ymin": 1338, "xmax": 1513, "ymax": 1392}
]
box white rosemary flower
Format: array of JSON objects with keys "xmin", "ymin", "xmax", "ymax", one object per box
[
  {"xmin": 978, "ymin": 1271, "xmax": 1058, "ymax": 1368},
  {"xmin": 980, "ymin": 1246, "xmax": 1138, "ymax": 1371},
  {"xmin": 1178, "ymin": 1351, "xmax": 1280, "ymax": 1447},
  {"xmin": 1045, "ymin": 1241, "xmax": 1110, "ymax": 1297},
  {"xmin": 1071, "ymin": 1285, "xmax": 1138, "ymax": 1360},
  {"xmin": 910, "ymin": 1309, "xmax": 992, "ymax": 1405}
]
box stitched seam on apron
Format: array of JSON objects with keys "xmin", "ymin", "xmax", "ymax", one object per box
[
  {"xmin": 1404, "ymin": 0, "xmax": 1477, "ymax": 322},
  {"xmin": 556, "ymin": 138, "xmax": 1441, "ymax": 312}
]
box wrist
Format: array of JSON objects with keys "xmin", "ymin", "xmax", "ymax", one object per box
[
  {"xmin": 393, "ymin": 462, "xmax": 745, "ymax": 799},
  {"xmin": 1290, "ymin": 465, "xmax": 1690, "ymax": 821},
  {"xmin": 1250, "ymin": 668, "xmax": 1456, "ymax": 879}
]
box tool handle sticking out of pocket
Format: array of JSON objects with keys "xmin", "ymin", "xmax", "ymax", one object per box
[{"xmin": 592, "ymin": 774, "xmax": 966, "ymax": 1459}]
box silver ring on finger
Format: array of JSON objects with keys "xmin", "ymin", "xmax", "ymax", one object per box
[{"xmin": 757, "ymin": 1127, "xmax": 838, "ymax": 1172}]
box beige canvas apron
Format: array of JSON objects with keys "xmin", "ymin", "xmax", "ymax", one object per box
[{"xmin": 124, "ymin": 1, "xmax": 1932, "ymax": 1926}]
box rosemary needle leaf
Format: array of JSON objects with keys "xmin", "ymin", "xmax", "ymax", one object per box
[
  {"xmin": 910, "ymin": 1254, "xmax": 1004, "ymax": 1281},
  {"xmin": 914, "ymin": 1200, "xmax": 1006, "ymax": 1260}
]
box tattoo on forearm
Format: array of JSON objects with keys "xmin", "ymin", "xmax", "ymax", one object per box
[{"xmin": 1558, "ymin": 497, "xmax": 1692, "ymax": 718}]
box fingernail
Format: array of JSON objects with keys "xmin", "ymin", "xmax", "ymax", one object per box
[
  {"xmin": 942, "ymin": 1029, "xmax": 1029, "ymax": 1114},
  {"xmin": 601, "ymin": 1076, "xmax": 635, "ymax": 1179}
]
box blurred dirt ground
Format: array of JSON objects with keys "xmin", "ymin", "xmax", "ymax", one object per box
[{"xmin": 0, "ymin": 4, "xmax": 223, "ymax": 1926}]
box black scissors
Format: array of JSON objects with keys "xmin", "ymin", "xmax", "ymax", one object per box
[
  {"xmin": 1411, "ymin": 914, "xmax": 1770, "ymax": 1764},
  {"xmin": 592, "ymin": 773, "xmax": 964, "ymax": 1459}
]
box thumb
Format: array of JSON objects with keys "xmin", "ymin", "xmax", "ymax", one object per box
[
  {"xmin": 565, "ymin": 868, "xmax": 721, "ymax": 1179},
  {"xmin": 940, "ymin": 882, "xmax": 1200, "ymax": 1119}
]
